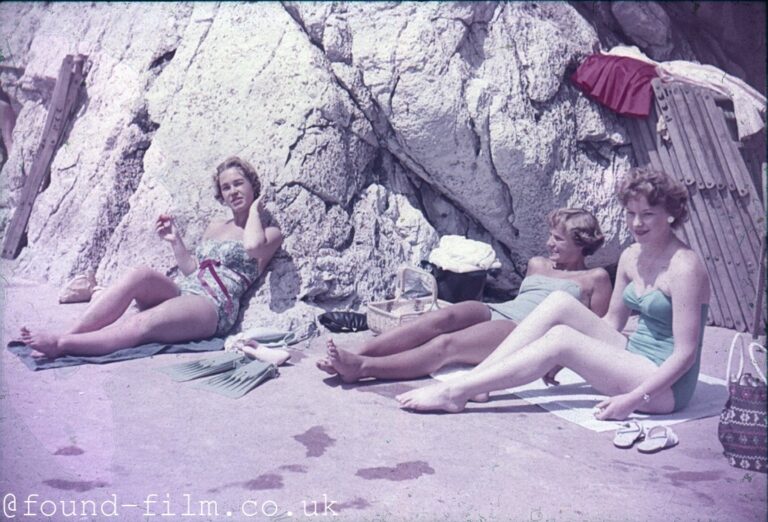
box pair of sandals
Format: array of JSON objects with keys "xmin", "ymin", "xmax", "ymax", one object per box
[{"xmin": 613, "ymin": 420, "xmax": 679, "ymax": 453}]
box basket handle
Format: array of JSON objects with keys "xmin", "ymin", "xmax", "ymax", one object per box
[
  {"xmin": 726, "ymin": 333, "xmax": 767, "ymax": 384},
  {"xmin": 394, "ymin": 266, "xmax": 438, "ymax": 305}
]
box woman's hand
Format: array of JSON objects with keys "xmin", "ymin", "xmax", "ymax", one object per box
[
  {"xmin": 155, "ymin": 214, "xmax": 180, "ymax": 244},
  {"xmin": 593, "ymin": 392, "xmax": 642, "ymax": 421},
  {"xmin": 542, "ymin": 365, "xmax": 563, "ymax": 387},
  {"xmin": 250, "ymin": 191, "xmax": 266, "ymax": 215}
]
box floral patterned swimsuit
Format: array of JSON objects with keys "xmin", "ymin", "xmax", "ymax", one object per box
[{"xmin": 177, "ymin": 239, "xmax": 260, "ymax": 336}]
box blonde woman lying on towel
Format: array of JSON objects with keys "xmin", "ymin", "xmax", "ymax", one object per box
[
  {"xmin": 317, "ymin": 208, "xmax": 612, "ymax": 383},
  {"xmin": 397, "ymin": 167, "xmax": 710, "ymax": 420},
  {"xmin": 20, "ymin": 156, "xmax": 282, "ymax": 358}
]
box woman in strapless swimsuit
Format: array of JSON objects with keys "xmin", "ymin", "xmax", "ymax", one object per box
[
  {"xmin": 20, "ymin": 156, "xmax": 283, "ymax": 358},
  {"xmin": 397, "ymin": 167, "xmax": 710, "ymax": 419},
  {"xmin": 317, "ymin": 208, "xmax": 612, "ymax": 383}
]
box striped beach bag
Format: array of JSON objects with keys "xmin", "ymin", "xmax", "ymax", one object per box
[{"xmin": 718, "ymin": 334, "xmax": 767, "ymax": 473}]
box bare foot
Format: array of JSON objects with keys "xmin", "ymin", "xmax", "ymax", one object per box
[
  {"xmin": 396, "ymin": 383, "xmax": 467, "ymax": 413},
  {"xmin": 315, "ymin": 357, "xmax": 338, "ymax": 375},
  {"xmin": 20, "ymin": 326, "xmax": 62, "ymax": 358},
  {"xmin": 241, "ymin": 341, "xmax": 291, "ymax": 366},
  {"xmin": 327, "ymin": 340, "xmax": 365, "ymax": 383}
]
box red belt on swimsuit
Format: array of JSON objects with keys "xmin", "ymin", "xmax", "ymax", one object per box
[{"xmin": 197, "ymin": 259, "xmax": 252, "ymax": 316}]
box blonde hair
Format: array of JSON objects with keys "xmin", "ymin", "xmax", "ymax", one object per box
[{"xmin": 547, "ymin": 208, "xmax": 605, "ymax": 256}]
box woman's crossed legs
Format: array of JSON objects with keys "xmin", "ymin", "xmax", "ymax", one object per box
[
  {"xmin": 21, "ymin": 266, "xmax": 218, "ymax": 358},
  {"xmin": 326, "ymin": 319, "xmax": 516, "ymax": 383},
  {"xmin": 316, "ymin": 300, "xmax": 492, "ymax": 376}
]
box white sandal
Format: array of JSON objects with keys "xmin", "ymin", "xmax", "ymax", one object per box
[
  {"xmin": 636, "ymin": 425, "xmax": 679, "ymax": 453},
  {"xmin": 613, "ymin": 420, "xmax": 646, "ymax": 448}
]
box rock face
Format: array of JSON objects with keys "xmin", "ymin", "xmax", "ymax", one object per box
[
  {"xmin": 610, "ymin": 2, "xmax": 674, "ymax": 61},
  {"xmin": 0, "ymin": 2, "xmax": 672, "ymax": 328}
]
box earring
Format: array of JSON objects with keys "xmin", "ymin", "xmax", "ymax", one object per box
[{"xmin": 667, "ymin": 216, "xmax": 675, "ymax": 224}]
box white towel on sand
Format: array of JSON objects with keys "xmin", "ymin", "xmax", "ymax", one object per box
[{"xmin": 431, "ymin": 365, "xmax": 727, "ymax": 432}]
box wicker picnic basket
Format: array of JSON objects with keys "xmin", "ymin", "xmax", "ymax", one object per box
[{"xmin": 366, "ymin": 266, "xmax": 451, "ymax": 334}]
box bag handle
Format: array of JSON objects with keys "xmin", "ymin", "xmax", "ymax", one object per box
[
  {"xmin": 725, "ymin": 333, "xmax": 745, "ymax": 383},
  {"xmin": 748, "ymin": 341, "xmax": 767, "ymax": 384},
  {"xmin": 726, "ymin": 333, "xmax": 767, "ymax": 384}
]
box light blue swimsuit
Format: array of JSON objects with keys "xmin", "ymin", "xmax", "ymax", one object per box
[
  {"xmin": 622, "ymin": 281, "xmax": 708, "ymax": 411},
  {"xmin": 177, "ymin": 240, "xmax": 260, "ymax": 336},
  {"xmin": 487, "ymin": 274, "xmax": 582, "ymax": 323}
]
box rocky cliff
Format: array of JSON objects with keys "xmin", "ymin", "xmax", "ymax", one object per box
[{"xmin": 0, "ymin": 2, "xmax": 762, "ymax": 329}]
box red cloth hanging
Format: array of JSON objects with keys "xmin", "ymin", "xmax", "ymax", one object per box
[{"xmin": 571, "ymin": 54, "xmax": 659, "ymax": 118}]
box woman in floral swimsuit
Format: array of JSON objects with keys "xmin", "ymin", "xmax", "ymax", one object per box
[{"xmin": 20, "ymin": 156, "xmax": 283, "ymax": 358}]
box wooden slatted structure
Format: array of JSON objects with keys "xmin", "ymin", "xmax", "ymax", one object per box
[
  {"xmin": 1, "ymin": 54, "xmax": 87, "ymax": 259},
  {"xmin": 624, "ymin": 79, "xmax": 766, "ymax": 333}
]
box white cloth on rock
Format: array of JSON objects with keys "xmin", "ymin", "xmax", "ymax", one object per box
[{"xmin": 428, "ymin": 235, "xmax": 501, "ymax": 273}]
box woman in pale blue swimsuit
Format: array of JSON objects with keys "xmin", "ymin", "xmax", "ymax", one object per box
[
  {"xmin": 20, "ymin": 157, "xmax": 283, "ymax": 358},
  {"xmin": 318, "ymin": 208, "xmax": 612, "ymax": 383},
  {"xmin": 397, "ymin": 167, "xmax": 711, "ymax": 418}
]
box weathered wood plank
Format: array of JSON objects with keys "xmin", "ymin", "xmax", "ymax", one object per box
[
  {"xmin": 1, "ymin": 55, "xmax": 86, "ymax": 259},
  {"xmin": 678, "ymin": 86, "xmax": 720, "ymax": 189},
  {"xmin": 644, "ymin": 96, "xmax": 747, "ymax": 329},
  {"xmin": 665, "ymin": 85, "xmax": 712, "ymax": 189},
  {"xmin": 633, "ymin": 111, "xmax": 728, "ymax": 326},
  {"xmin": 630, "ymin": 111, "xmax": 731, "ymax": 327},
  {"xmin": 696, "ymin": 91, "xmax": 762, "ymax": 263}
]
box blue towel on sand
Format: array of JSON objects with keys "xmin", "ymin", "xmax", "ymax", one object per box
[{"xmin": 6, "ymin": 338, "xmax": 224, "ymax": 371}]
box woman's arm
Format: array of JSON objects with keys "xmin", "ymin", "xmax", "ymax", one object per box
[
  {"xmin": 587, "ymin": 268, "xmax": 612, "ymax": 317},
  {"xmin": 596, "ymin": 250, "xmax": 709, "ymax": 420},
  {"xmin": 600, "ymin": 248, "xmax": 634, "ymax": 332},
  {"xmin": 156, "ymin": 215, "xmax": 197, "ymax": 276},
  {"xmin": 243, "ymin": 195, "xmax": 283, "ymax": 273}
]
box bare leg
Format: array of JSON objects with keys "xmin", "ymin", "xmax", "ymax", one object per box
[
  {"xmin": 358, "ymin": 301, "xmax": 491, "ymax": 356},
  {"xmin": 397, "ymin": 325, "xmax": 675, "ymax": 414},
  {"xmin": 315, "ymin": 301, "xmax": 490, "ymax": 374},
  {"xmin": 326, "ymin": 320, "xmax": 516, "ymax": 383},
  {"xmin": 68, "ymin": 266, "xmax": 180, "ymax": 334},
  {"xmin": 470, "ymin": 291, "xmax": 627, "ymax": 374},
  {"xmin": 23, "ymin": 295, "xmax": 217, "ymax": 358}
]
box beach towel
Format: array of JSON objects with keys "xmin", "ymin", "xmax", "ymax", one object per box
[
  {"xmin": 571, "ymin": 53, "xmax": 659, "ymax": 118},
  {"xmin": 7, "ymin": 337, "xmax": 225, "ymax": 371}
]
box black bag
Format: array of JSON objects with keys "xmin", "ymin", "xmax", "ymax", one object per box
[{"xmin": 317, "ymin": 312, "xmax": 368, "ymax": 333}]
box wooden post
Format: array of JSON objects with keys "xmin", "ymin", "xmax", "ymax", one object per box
[{"xmin": 1, "ymin": 54, "xmax": 87, "ymax": 259}]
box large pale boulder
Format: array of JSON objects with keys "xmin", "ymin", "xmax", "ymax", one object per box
[
  {"xmin": 611, "ymin": 2, "xmax": 674, "ymax": 61},
  {"xmin": 1, "ymin": 2, "xmax": 638, "ymax": 329}
]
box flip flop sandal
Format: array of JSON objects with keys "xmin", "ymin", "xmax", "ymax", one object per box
[
  {"xmin": 613, "ymin": 420, "xmax": 646, "ymax": 448},
  {"xmin": 636, "ymin": 425, "xmax": 679, "ymax": 454}
]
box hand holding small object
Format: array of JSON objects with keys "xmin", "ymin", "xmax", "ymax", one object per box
[{"xmin": 155, "ymin": 214, "xmax": 179, "ymax": 243}]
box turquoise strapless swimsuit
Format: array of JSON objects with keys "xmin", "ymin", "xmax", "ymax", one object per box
[
  {"xmin": 487, "ymin": 274, "xmax": 582, "ymax": 323},
  {"xmin": 622, "ymin": 281, "xmax": 708, "ymax": 411},
  {"xmin": 177, "ymin": 240, "xmax": 260, "ymax": 336}
]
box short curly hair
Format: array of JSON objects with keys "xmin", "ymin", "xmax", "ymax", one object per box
[
  {"xmin": 547, "ymin": 207, "xmax": 605, "ymax": 256},
  {"xmin": 616, "ymin": 167, "xmax": 689, "ymax": 228},
  {"xmin": 213, "ymin": 156, "xmax": 262, "ymax": 204}
]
